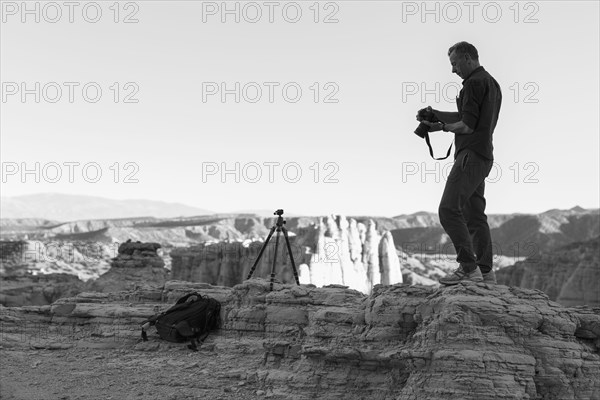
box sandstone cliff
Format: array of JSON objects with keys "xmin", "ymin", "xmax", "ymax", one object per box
[
  {"xmin": 391, "ymin": 207, "xmax": 599, "ymax": 260},
  {"xmin": 497, "ymin": 236, "xmax": 600, "ymax": 307},
  {"xmin": 1, "ymin": 279, "xmax": 598, "ymax": 399}
]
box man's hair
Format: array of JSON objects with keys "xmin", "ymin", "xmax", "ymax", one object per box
[{"xmin": 448, "ymin": 41, "xmax": 479, "ymax": 61}]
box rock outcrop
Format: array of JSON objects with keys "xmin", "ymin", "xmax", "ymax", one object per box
[
  {"xmin": 497, "ymin": 236, "xmax": 600, "ymax": 307},
  {"xmin": 88, "ymin": 241, "xmax": 169, "ymax": 293},
  {"xmin": 1, "ymin": 279, "xmax": 598, "ymax": 399},
  {"xmin": 379, "ymin": 231, "xmax": 403, "ymax": 285},
  {"xmin": 362, "ymin": 220, "xmax": 381, "ymax": 289}
]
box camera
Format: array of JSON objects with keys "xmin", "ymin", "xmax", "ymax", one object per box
[
  {"xmin": 414, "ymin": 107, "xmax": 440, "ymax": 138},
  {"xmin": 274, "ymin": 209, "xmax": 284, "ymax": 216}
]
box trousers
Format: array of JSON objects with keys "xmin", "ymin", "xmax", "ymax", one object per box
[{"xmin": 438, "ymin": 149, "xmax": 494, "ymax": 273}]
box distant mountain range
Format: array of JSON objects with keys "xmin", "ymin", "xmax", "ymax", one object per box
[
  {"xmin": 1, "ymin": 193, "xmax": 599, "ymax": 262},
  {"xmin": 1, "ymin": 193, "xmax": 214, "ymax": 221},
  {"xmin": 2, "ymin": 193, "xmax": 597, "ymax": 227},
  {"xmin": 1, "ymin": 200, "xmax": 597, "ymax": 257}
]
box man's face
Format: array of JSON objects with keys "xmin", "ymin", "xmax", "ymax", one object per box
[{"xmin": 449, "ymin": 51, "xmax": 469, "ymax": 79}]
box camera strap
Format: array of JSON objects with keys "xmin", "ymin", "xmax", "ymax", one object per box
[{"xmin": 424, "ymin": 133, "xmax": 453, "ymax": 160}]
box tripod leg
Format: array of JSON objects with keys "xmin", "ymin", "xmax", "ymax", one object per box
[
  {"xmin": 270, "ymin": 229, "xmax": 282, "ymax": 291},
  {"xmin": 247, "ymin": 226, "xmax": 276, "ymax": 280},
  {"xmin": 282, "ymin": 227, "xmax": 300, "ymax": 285}
]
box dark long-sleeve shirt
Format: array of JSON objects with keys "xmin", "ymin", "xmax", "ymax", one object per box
[{"xmin": 455, "ymin": 66, "xmax": 502, "ymax": 161}]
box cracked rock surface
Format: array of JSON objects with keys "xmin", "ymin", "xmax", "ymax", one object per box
[{"xmin": 1, "ymin": 279, "xmax": 599, "ymax": 399}]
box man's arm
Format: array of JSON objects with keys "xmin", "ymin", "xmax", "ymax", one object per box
[
  {"xmin": 432, "ymin": 110, "xmax": 461, "ymax": 124},
  {"xmin": 421, "ymin": 120, "xmax": 474, "ymax": 134},
  {"xmin": 444, "ymin": 120, "xmax": 474, "ymax": 134}
]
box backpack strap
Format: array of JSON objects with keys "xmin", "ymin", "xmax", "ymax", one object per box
[
  {"xmin": 187, "ymin": 331, "xmax": 212, "ymax": 352},
  {"xmin": 424, "ymin": 132, "xmax": 454, "ymax": 160},
  {"xmin": 175, "ymin": 292, "xmax": 204, "ymax": 305},
  {"xmin": 141, "ymin": 321, "xmax": 151, "ymax": 341},
  {"xmin": 140, "ymin": 310, "xmax": 164, "ymax": 341}
]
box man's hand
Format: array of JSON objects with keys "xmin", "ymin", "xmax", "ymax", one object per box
[
  {"xmin": 421, "ymin": 120, "xmax": 445, "ymax": 132},
  {"xmin": 416, "ymin": 106, "xmax": 433, "ymax": 121}
]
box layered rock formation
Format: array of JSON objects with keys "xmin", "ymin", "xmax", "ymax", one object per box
[
  {"xmin": 1, "ymin": 279, "xmax": 598, "ymax": 399},
  {"xmin": 171, "ymin": 216, "xmax": 403, "ymax": 294},
  {"xmin": 0, "ymin": 273, "xmax": 85, "ymax": 307},
  {"xmin": 0, "ymin": 240, "xmax": 113, "ymax": 281},
  {"xmin": 87, "ymin": 241, "xmax": 169, "ymax": 293},
  {"xmin": 391, "ymin": 207, "xmax": 599, "ymax": 260},
  {"xmin": 0, "ymin": 241, "xmax": 88, "ymax": 307},
  {"xmin": 3, "ymin": 208, "xmax": 598, "ymax": 295},
  {"xmin": 497, "ymin": 236, "xmax": 600, "ymax": 307},
  {"xmin": 2, "ymin": 207, "xmax": 598, "ymax": 308},
  {"xmin": 0, "ymin": 240, "xmax": 170, "ymax": 306}
]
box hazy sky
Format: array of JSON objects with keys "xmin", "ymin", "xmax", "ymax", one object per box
[{"xmin": 1, "ymin": 0, "xmax": 599, "ymax": 216}]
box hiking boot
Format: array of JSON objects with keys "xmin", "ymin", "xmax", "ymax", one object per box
[
  {"xmin": 439, "ymin": 265, "xmax": 484, "ymax": 286},
  {"xmin": 481, "ymin": 269, "xmax": 497, "ymax": 284}
]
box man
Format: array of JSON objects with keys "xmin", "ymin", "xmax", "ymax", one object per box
[{"xmin": 419, "ymin": 41, "xmax": 502, "ymax": 285}]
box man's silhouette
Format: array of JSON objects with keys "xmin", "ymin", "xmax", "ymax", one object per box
[{"xmin": 419, "ymin": 41, "xmax": 502, "ymax": 285}]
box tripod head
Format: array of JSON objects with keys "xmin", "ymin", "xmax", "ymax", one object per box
[{"xmin": 274, "ymin": 209, "xmax": 286, "ymax": 228}]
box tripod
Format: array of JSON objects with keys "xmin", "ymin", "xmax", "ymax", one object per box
[{"xmin": 246, "ymin": 209, "xmax": 300, "ymax": 291}]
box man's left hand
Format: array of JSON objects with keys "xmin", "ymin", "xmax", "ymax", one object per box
[{"xmin": 421, "ymin": 121, "xmax": 444, "ymax": 132}]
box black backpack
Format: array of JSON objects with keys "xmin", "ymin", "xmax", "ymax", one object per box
[{"xmin": 141, "ymin": 292, "xmax": 221, "ymax": 351}]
